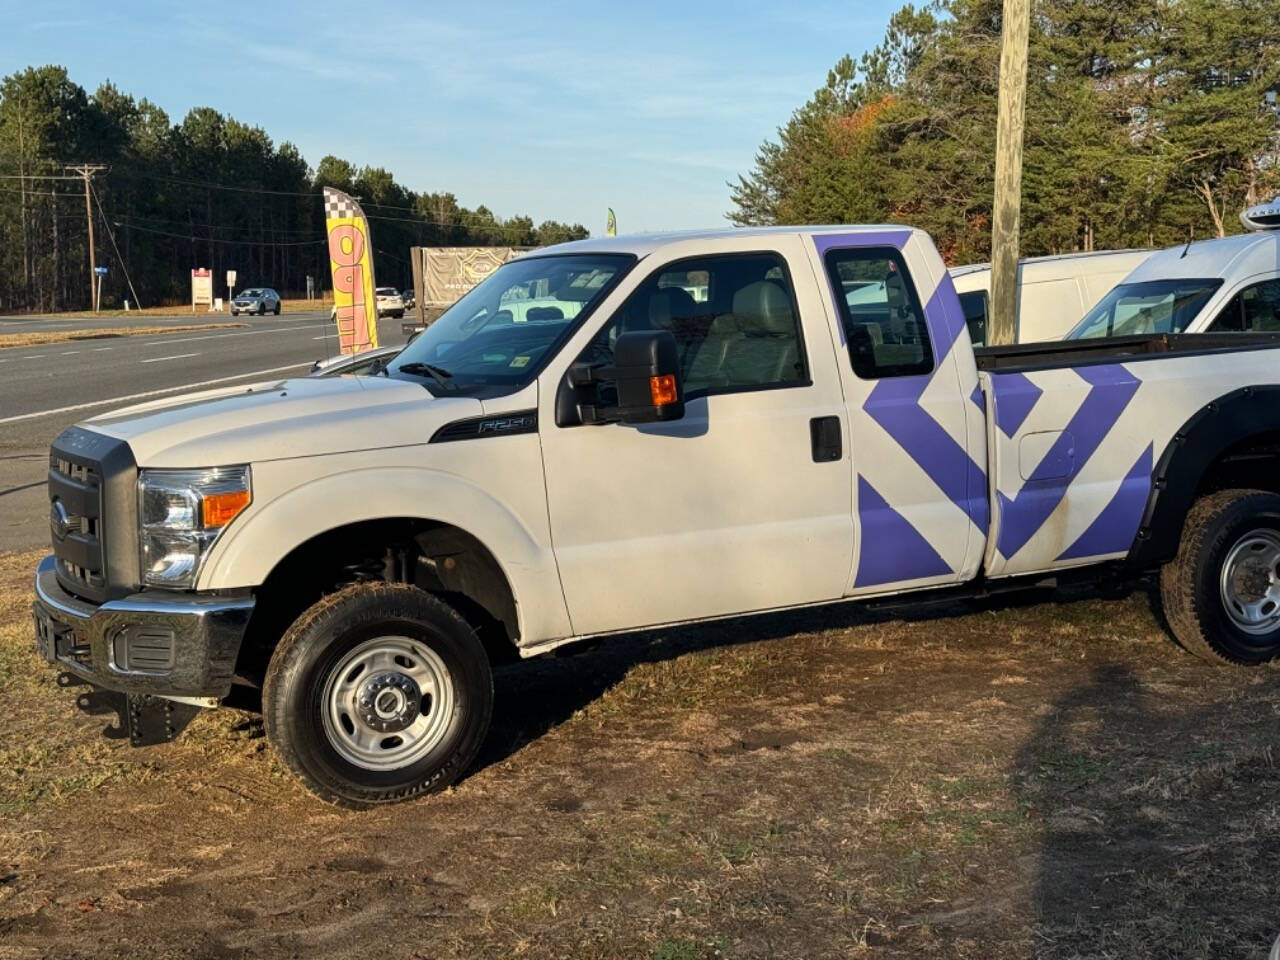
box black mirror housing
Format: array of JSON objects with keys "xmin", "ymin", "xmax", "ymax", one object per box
[
  {"xmin": 611, "ymin": 330, "xmax": 685, "ymax": 423},
  {"xmin": 564, "ymin": 329, "xmax": 685, "ymax": 426}
]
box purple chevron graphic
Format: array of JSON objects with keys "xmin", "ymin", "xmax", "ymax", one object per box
[
  {"xmin": 864, "ymin": 376, "xmax": 990, "ymax": 537},
  {"xmin": 990, "ymin": 371, "xmax": 1042, "ymax": 438},
  {"xmin": 815, "ymin": 235, "xmax": 989, "ymax": 543},
  {"xmin": 1056, "ymin": 443, "xmax": 1153, "ymax": 560},
  {"xmin": 970, "ymin": 383, "xmax": 985, "ymax": 413},
  {"xmin": 860, "ymin": 272, "xmax": 989, "ymax": 537},
  {"xmin": 854, "ymin": 475, "xmax": 952, "ymax": 586},
  {"xmin": 812, "ymin": 230, "xmax": 912, "ymax": 257},
  {"xmin": 996, "ymin": 364, "xmax": 1141, "ymax": 560}
]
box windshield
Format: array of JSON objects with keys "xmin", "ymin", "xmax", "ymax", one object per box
[
  {"xmin": 1066, "ymin": 278, "xmax": 1222, "ymax": 339},
  {"xmin": 387, "ymin": 253, "xmax": 633, "ymax": 391},
  {"xmin": 376, "ymin": 288, "xmax": 397, "ymax": 296},
  {"xmin": 238, "ymin": 289, "xmax": 263, "ymax": 298}
]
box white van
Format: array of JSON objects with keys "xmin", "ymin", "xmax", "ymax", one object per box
[
  {"xmin": 1066, "ymin": 200, "xmax": 1280, "ymax": 339},
  {"xmin": 951, "ymin": 249, "xmax": 1153, "ymax": 345}
]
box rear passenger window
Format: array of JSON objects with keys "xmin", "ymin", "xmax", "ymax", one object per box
[
  {"xmin": 583, "ymin": 252, "xmax": 808, "ymax": 398},
  {"xmin": 959, "ymin": 291, "xmax": 989, "ymax": 346},
  {"xmin": 1207, "ymin": 279, "xmax": 1280, "ymax": 333},
  {"xmin": 824, "ymin": 248, "xmax": 933, "ymax": 378}
]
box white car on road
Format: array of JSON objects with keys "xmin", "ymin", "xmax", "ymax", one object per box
[{"xmin": 375, "ymin": 287, "xmax": 405, "ymax": 319}]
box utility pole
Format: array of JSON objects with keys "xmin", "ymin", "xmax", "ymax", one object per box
[
  {"xmin": 66, "ymin": 164, "xmax": 107, "ymax": 311},
  {"xmin": 988, "ymin": 0, "xmax": 1031, "ymax": 346}
]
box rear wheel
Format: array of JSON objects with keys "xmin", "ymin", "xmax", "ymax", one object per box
[
  {"xmin": 273, "ymin": 302, "xmax": 281, "ymax": 315},
  {"xmin": 1160, "ymin": 489, "xmax": 1280, "ymax": 666},
  {"xmin": 263, "ymin": 582, "xmax": 493, "ymax": 807}
]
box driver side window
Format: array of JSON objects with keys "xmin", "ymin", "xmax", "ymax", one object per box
[
  {"xmin": 1207, "ymin": 279, "xmax": 1280, "ymax": 333},
  {"xmin": 580, "ymin": 252, "xmax": 808, "ymax": 399}
]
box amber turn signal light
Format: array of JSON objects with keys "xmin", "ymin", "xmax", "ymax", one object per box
[
  {"xmin": 202, "ymin": 489, "xmax": 251, "ymax": 528},
  {"xmin": 649, "ymin": 374, "xmax": 678, "ymax": 406}
]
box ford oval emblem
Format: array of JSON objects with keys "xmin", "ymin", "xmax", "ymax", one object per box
[{"xmin": 50, "ymin": 499, "xmax": 70, "ymax": 540}]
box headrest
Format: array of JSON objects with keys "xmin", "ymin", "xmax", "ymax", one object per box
[
  {"xmin": 647, "ymin": 287, "xmax": 698, "ymax": 329},
  {"xmin": 732, "ymin": 280, "xmax": 794, "ymax": 333}
]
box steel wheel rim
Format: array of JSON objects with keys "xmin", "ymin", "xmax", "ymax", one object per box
[
  {"xmin": 321, "ymin": 635, "xmax": 455, "ymax": 771},
  {"xmin": 1219, "ymin": 529, "xmax": 1280, "ymax": 636}
]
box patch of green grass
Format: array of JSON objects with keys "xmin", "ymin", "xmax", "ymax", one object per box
[{"xmin": 653, "ymin": 939, "xmax": 703, "ymax": 960}]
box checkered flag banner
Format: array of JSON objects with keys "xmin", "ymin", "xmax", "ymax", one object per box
[
  {"xmin": 323, "ymin": 186, "xmax": 364, "ymax": 221},
  {"xmin": 323, "ymin": 186, "xmax": 380, "ymax": 354}
]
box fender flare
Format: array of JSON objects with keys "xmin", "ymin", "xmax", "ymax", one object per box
[{"xmin": 1128, "ymin": 385, "xmax": 1280, "ymax": 569}]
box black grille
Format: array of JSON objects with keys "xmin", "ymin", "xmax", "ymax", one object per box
[
  {"xmin": 49, "ymin": 452, "xmax": 106, "ymax": 596},
  {"xmin": 48, "ymin": 427, "xmax": 139, "ymax": 604}
]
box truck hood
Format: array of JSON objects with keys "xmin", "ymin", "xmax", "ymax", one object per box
[{"xmin": 85, "ymin": 375, "xmax": 482, "ymax": 467}]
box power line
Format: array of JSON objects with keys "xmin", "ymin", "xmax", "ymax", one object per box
[
  {"xmin": 117, "ymin": 220, "xmax": 326, "ymax": 246},
  {"xmin": 0, "ymin": 173, "xmax": 84, "ymax": 181},
  {"xmin": 90, "ymin": 180, "xmax": 142, "ymax": 310}
]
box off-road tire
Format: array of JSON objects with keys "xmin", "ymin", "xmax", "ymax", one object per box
[
  {"xmin": 263, "ymin": 582, "xmax": 493, "ymax": 807},
  {"xmin": 1160, "ymin": 488, "xmax": 1280, "ymax": 666}
]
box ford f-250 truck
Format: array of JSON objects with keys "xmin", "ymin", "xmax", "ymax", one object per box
[{"xmin": 32, "ymin": 225, "xmax": 1280, "ymax": 807}]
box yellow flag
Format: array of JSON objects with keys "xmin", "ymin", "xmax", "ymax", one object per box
[
  {"xmin": 606, "ymin": 208, "xmax": 616, "ymax": 237},
  {"xmin": 323, "ymin": 187, "xmax": 380, "ymax": 355}
]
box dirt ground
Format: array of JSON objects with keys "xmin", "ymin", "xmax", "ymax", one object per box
[{"xmin": 1, "ymin": 548, "xmax": 1278, "ymax": 960}]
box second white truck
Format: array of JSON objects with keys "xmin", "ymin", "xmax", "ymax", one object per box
[{"xmin": 32, "ymin": 224, "xmax": 1280, "ymax": 806}]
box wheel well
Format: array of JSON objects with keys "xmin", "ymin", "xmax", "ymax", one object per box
[
  {"xmin": 1194, "ymin": 431, "xmax": 1280, "ymax": 499},
  {"xmin": 235, "ymin": 518, "xmax": 520, "ymax": 686}
]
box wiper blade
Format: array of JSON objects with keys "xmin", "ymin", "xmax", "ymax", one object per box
[{"xmin": 396, "ymin": 361, "xmax": 457, "ymax": 390}]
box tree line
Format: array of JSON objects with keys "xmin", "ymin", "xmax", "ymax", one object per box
[
  {"xmin": 731, "ymin": 0, "xmax": 1280, "ymax": 265},
  {"xmin": 0, "ymin": 65, "xmax": 589, "ymax": 312}
]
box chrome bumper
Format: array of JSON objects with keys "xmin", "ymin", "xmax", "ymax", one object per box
[{"xmin": 32, "ymin": 554, "xmax": 253, "ymax": 700}]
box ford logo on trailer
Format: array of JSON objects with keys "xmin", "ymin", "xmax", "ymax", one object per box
[{"xmin": 1240, "ymin": 197, "xmax": 1280, "ymax": 231}]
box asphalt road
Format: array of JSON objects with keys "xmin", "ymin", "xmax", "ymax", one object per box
[{"xmin": 0, "ymin": 310, "xmax": 407, "ymax": 555}]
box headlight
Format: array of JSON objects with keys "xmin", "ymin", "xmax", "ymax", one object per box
[{"xmin": 138, "ymin": 466, "xmax": 251, "ymax": 589}]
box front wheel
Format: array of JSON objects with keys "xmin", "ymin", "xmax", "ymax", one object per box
[
  {"xmin": 1160, "ymin": 489, "xmax": 1280, "ymax": 666},
  {"xmin": 263, "ymin": 582, "xmax": 493, "ymax": 807}
]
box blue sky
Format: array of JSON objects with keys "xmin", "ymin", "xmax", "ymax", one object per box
[{"xmin": 2, "ymin": 0, "xmax": 898, "ymax": 233}]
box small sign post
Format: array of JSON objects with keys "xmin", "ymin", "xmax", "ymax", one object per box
[
  {"xmin": 93, "ymin": 265, "xmax": 107, "ymax": 312},
  {"xmin": 226, "ymin": 269, "xmax": 238, "ymax": 308}
]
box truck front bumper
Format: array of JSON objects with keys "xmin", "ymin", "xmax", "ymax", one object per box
[{"xmin": 32, "ymin": 554, "xmax": 254, "ymax": 702}]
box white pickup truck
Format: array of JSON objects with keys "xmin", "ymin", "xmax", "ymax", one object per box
[{"xmin": 32, "ymin": 224, "xmax": 1280, "ymax": 807}]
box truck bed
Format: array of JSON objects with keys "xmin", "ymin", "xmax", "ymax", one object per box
[{"xmin": 974, "ymin": 331, "xmax": 1280, "ymax": 372}]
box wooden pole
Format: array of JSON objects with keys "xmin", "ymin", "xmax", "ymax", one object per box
[
  {"xmin": 67, "ymin": 164, "xmax": 106, "ymax": 312},
  {"xmin": 988, "ymin": 0, "xmax": 1031, "ymax": 346}
]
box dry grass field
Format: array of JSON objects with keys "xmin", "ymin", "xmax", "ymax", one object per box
[
  {"xmin": 0, "ymin": 323, "xmax": 247, "ymax": 351},
  {"xmin": 1, "ymin": 548, "xmax": 1278, "ymax": 959},
  {"xmin": 7, "ymin": 299, "xmax": 329, "ymax": 321}
]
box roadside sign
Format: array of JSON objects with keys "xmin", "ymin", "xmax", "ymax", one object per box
[
  {"xmin": 94, "ymin": 266, "xmax": 108, "ymax": 275},
  {"xmin": 226, "ymin": 269, "xmax": 237, "ymax": 288},
  {"xmin": 192, "ymin": 267, "xmax": 213, "ymax": 312}
]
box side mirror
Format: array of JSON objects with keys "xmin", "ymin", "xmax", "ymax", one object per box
[
  {"xmin": 567, "ymin": 329, "xmax": 685, "ymax": 425},
  {"xmin": 611, "ymin": 330, "xmax": 685, "ymax": 423}
]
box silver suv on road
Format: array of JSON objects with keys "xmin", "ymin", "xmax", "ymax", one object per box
[{"xmin": 230, "ymin": 287, "xmax": 281, "ymax": 316}]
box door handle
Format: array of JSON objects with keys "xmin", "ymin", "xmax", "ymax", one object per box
[{"xmin": 810, "ymin": 416, "xmax": 842, "ymax": 462}]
